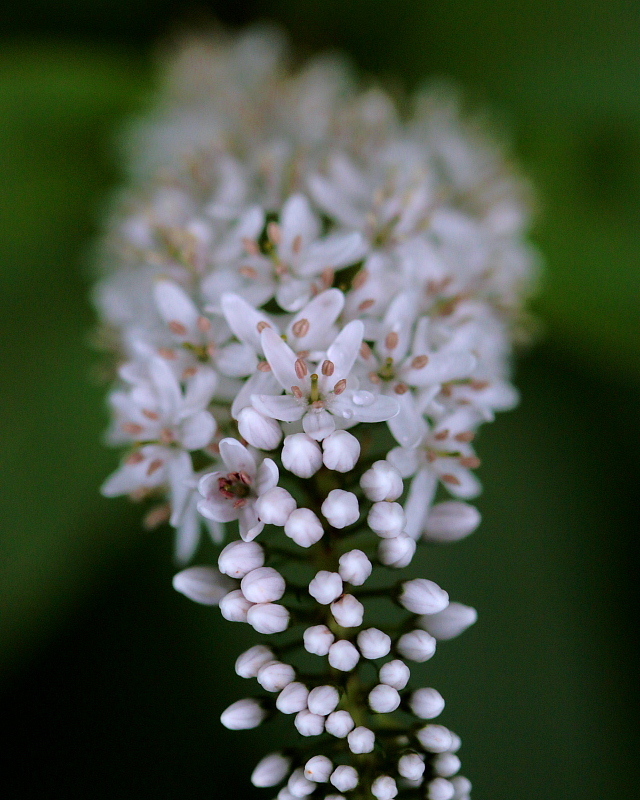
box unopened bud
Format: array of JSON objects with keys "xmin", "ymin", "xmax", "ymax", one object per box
[
  {"xmin": 378, "ymin": 533, "xmax": 416, "ymax": 568},
  {"xmin": 338, "ymin": 549, "xmax": 372, "ymax": 585},
  {"xmin": 371, "ymin": 775, "xmax": 398, "ymax": 799},
  {"xmin": 330, "ymin": 765, "xmax": 359, "ymax": 792},
  {"xmin": 219, "ymin": 589, "xmax": 253, "ymax": 622},
  {"xmin": 303, "ymin": 624, "xmax": 335, "ymax": 656},
  {"xmin": 399, "ymin": 579, "xmax": 449, "ymax": 615},
  {"xmin": 368, "ymin": 501, "xmax": 406, "ymax": 537},
  {"xmin": 423, "ymin": 501, "xmax": 481, "ymax": 542},
  {"xmin": 347, "ymin": 726, "xmax": 375, "ymax": 753},
  {"xmin": 450, "ymin": 776, "xmax": 472, "ymax": 799},
  {"xmin": 321, "ymin": 489, "xmax": 359, "ymax": 528},
  {"xmin": 246, "ymin": 602, "xmax": 290, "ymax": 633},
  {"xmin": 433, "ymin": 753, "xmax": 461, "ymax": 778},
  {"xmin": 357, "ymin": 628, "xmax": 391, "ymax": 659},
  {"xmin": 379, "ymin": 659, "xmax": 410, "ymax": 690},
  {"xmin": 255, "ymin": 486, "xmax": 297, "ymax": 526},
  {"xmin": 304, "ymin": 755, "xmax": 333, "ymax": 783},
  {"xmin": 276, "ymin": 681, "xmax": 309, "ymax": 714},
  {"xmin": 235, "ymin": 644, "xmax": 274, "ymax": 678},
  {"xmin": 309, "ymin": 571, "xmax": 343, "ymax": 604},
  {"xmin": 294, "ymin": 709, "xmax": 325, "ymax": 737},
  {"xmin": 220, "ymin": 698, "xmax": 266, "ymax": 730},
  {"xmin": 251, "ymin": 752, "xmax": 291, "ymax": 787},
  {"xmin": 218, "ymin": 540, "xmax": 265, "ymax": 578},
  {"xmin": 360, "ymin": 460, "xmax": 403, "ymax": 501},
  {"xmin": 172, "ymin": 566, "xmax": 234, "ymax": 605},
  {"xmin": 241, "ymin": 566, "xmax": 286, "ymax": 603},
  {"xmin": 237, "ymin": 406, "xmax": 283, "ymax": 450},
  {"xmin": 287, "ymin": 768, "xmax": 315, "ymax": 798},
  {"xmin": 322, "ymin": 430, "xmax": 360, "ymax": 472},
  {"xmin": 427, "ymin": 777, "xmax": 455, "ymax": 800},
  {"xmin": 397, "ymin": 630, "xmax": 437, "ymax": 662},
  {"xmin": 368, "ymin": 684, "xmax": 401, "ymax": 713},
  {"xmin": 307, "ymin": 685, "xmax": 340, "ymax": 716},
  {"xmin": 284, "ymin": 507, "xmax": 324, "ymax": 547},
  {"xmin": 328, "ymin": 639, "xmax": 360, "ymax": 671},
  {"xmin": 416, "ymin": 724, "xmax": 455, "ymax": 753},
  {"xmin": 398, "ymin": 753, "xmax": 425, "ymax": 781},
  {"xmin": 256, "ymin": 660, "xmax": 295, "ymax": 692},
  {"xmin": 325, "ymin": 709, "xmax": 354, "ymax": 738},
  {"xmin": 418, "ymin": 602, "xmax": 477, "ymax": 640},
  {"xmin": 409, "ymin": 687, "xmax": 445, "ymax": 719},
  {"xmin": 282, "ymin": 433, "xmax": 323, "ymax": 478},
  {"xmin": 331, "ymin": 594, "xmax": 364, "ymax": 628}
]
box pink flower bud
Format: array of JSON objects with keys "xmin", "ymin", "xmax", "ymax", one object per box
[
  {"xmin": 276, "ymin": 681, "xmax": 309, "ymax": 714},
  {"xmin": 303, "ymin": 624, "xmax": 335, "ymax": 656},
  {"xmin": 331, "ymin": 594, "xmax": 364, "ymax": 628},
  {"xmin": 397, "ymin": 629, "xmax": 437, "ymax": 662},
  {"xmin": 284, "ymin": 507, "xmax": 324, "ymax": 547},
  {"xmin": 235, "ymin": 644, "xmax": 274, "ymax": 678},
  {"xmin": 251, "ymin": 752, "xmax": 291, "ymax": 787},
  {"xmin": 399, "ymin": 579, "xmax": 449, "ymax": 615},
  {"xmin": 427, "ymin": 778, "xmax": 455, "ymax": 800},
  {"xmin": 330, "ymin": 765, "xmax": 359, "ymax": 792},
  {"xmin": 304, "ymin": 755, "xmax": 333, "ymax": 783},
  {"xmin": 219, "ymin": 589, "xmax": 253, "ymax": 622},
  {"xmin": 410, "ymin": 687, "xmax": 445, "ymax": 719},
  {"xmin": 321, "ymin": 489, "xmax": 360, "ymax": 528},
  {"xmin": 256, "ymin": 660, "xmax": 295, "ymax": 692},
  {"xmin": 294, "ymin": 709, "xmax": 324, "ymax": 736},
  {"xmin": 328, "ymin": 640, "xmax": 360, "ymax": 671},
  {"xmin": 218, "ymin": 540, "xmax": 265, "ymax": 578},
  {"xmin": 368, "ymin": 684, "xmax": 401, "ymax": 713},
  {"xmin": 398, "ymin": 754, "xmax": 425, "ymax": 781},
  {"xmin": 418, "ymin": 602, "xmax": 477, "ymax": 640},
  {"xmin": 246, "ymin": 602, "xmax": 290, "ymax": 633},
  {"xmin": 347, "ymin": 726, "xmax": 375, "ymax": 754},
  {"xmin": 338, "ymin": 549, "xmax": 372, "ymax": 585},
  {"xmin": 378, "ymin": 533, "xmax": 416, "ymax": 568},
  {"xmin": 308, "ymin": 571, "xmax": 343, "ymax": 604},
  {"xmin": 325, "ymin": 710, "xmax": 354, "ymax": 738},
  {"xmin": 357, "ymin": 628, "xmax": 391, "ymax": 659},
  {"xmin": 322, "ymin": 430, "xmax": 360, "ymax": 472},
  {"xmin": 307, "ymin": 685, "xmax": 340, "ymax": 716},
  {"xmin": 360, "ymin": 460, "xmax": 403, "ymax": 501},
  {"xmin": 281, "ymin": 433, "xmax": 323, "ymax": 478},
  {"xmin": 379, "ymin": 659, "xmax": 410, "ymax": 689},
  {"xmin": 416, "ymin": 724, "xmax": 455, "ymax": 753},
  {"xmin": 241, "ymin": 566, "xmax": 286, "ymax": 603},
  {"xmin": 371, "ymin": 775, "xmax": 398, "ymax": 799},
  {"xmin": 220, "ymin": 698, "xmax": 266, "ymax": 730},
  {"xmin": 255, "ymin": 486, "xmax": 297, "ymax": 526},
  {"xmin": 237, "ymin": 406, "xmax": 283, "ymax": 450},
  {"xmin": 368, "ymin": 501, "xmax": 406, "ymax": 537}
]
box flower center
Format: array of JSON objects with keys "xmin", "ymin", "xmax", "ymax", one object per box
[{"xmin": 218, "ymin": 471, "xmax": 252, "ymax": 500}]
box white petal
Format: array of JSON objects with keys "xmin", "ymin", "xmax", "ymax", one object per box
[
  {"xmin": 387, "ymin": 392, "xmax": 427, "ymax": 447},
  {"xmin": 326, "ymin": 320, "xmax": 364, "ymax": 384},
  {"xmin": 275, "ymin": 277, "xmax": 312, "ymax": 312},
  {"xmin": 231, "ymin": 370, "xmax": 280, "ymax": 418},
  {"xmin": 216, "ymin": 342, "xmax": 258, "ymax": 378},
  {"xmin": 387, "ymin": 445, "xmax": 420, "ymax": 478},
  {"xmin": 286, "ymin": 289, "xmax": 345, "ymax": 350},
  {"xmin": 221, "ymin": 292, "xmax": 273, "ymax": 350},
  {"xmin": 404, "ymin": 467, "xmax": 438, "ymax": 539},
  {"xmin": 280, "ymin": 193, "xmax": 320, "ymax": 256},
  {"xmin": 261, "ymin": 327, "xmax": 301, "ymax": 390},
  {"xmin": 296, "ymin": 232, "xmax": 367, "ymax": 276},
  {"xmin": 154, "ymin": 280, "xmax": 199, "ymax": 339},
  {"xmin": 252, "ymin": 394, "xmax": 305, "ymax": 423},
  {"xmin": 255, "ymin": 458, "xmax": 280, "ymax": 495},
  {"xmin": 407, "ymin": 350, "xmax": 476, "ymax": 387},
  {"xmin": 219, "ymin": 438, "xmax": 256, "ymax": 475},
  {"xmin": 180, "ymin": 367, "xmax": 218, "ymax": 418},
  {"xmin": 302, "ymin": 408, "xmax": 336, "ymax": 440},
  {"xmin": 148, "ymin": 357, "xmax": 182, "ymax": 421},
  {"xmin": 349, "ymin": 393, "xmax": 399, "ymax": 423},
  {"xmin": 239, "ymin": 505, "xmax": 265, "ymax": 542},
  {"xmin": 180, "ymin": 410, "xmax": 216, "ymax": 451},
  {"xmin": 168, "ymin": 450, "xmax": 195, "ymax": 526}
]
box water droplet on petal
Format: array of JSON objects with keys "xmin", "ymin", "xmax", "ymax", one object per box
[
  {"xmin": 342, "ymin": 408, "xmax": 354, "ymax": 420},
  {"xmin": 352, "ymin": 391, "xmax": 374, "ymax": 406}
]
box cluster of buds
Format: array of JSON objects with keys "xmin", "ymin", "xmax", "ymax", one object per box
[{"xmin": 94, "ymin": 25, "xmax": 537, "ymax": 800}]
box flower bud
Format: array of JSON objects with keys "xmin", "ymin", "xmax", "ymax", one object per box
[
  {"xmin": 321, "ymin": 489, "xmax": 360, "ymax": 528},
  {"xmin": 371, "ymin": 775, "xmax": 398, "ymax": 799},
  {"xmin": 251, "ymin": 752, "xmax": 291, "ymax": 787},
  {"xmin": 218, "ymin": 540, "xmax": 265, "ymax": 578},
  {"xmin": 433, "ymin": 753, "xmax": 461, "ymax": 778},
  {"xmin": 418, "ymin": 602, "xmax": 477, "ymax": 640},
  {"xmin": 398, "ymin": 753, "xmax": 425, "ymax": 781},
  {"xmin": 399, "ymin": 579, "xmax": 449, "ymax": 615},
  {"xmin": 409, "ymin": 687, "xmax": 445, "ymax": 719},
  {"xmin": 379, "ymin": 659, "xmax": 410, "ymax": 690},
  {"xmin": 219, "ymin": 589, "xmax": 253, "ymax": 622},
  {"xmin": 276, "ymin": 681, "xmax": 309, "ymax": 714},
  {"xmin": 172, "ymin": 566, "xmax": 234, "ymax": 605},
  {"xmin": 284, "ymin": 507, "xmax": 324, "ymax": 547},
  {"xmin": 246, "ymin": 602, "xmax": 290, "ymax": 633},
  {"xmin": 287, "ymin": 767, "xmax": 315, "ymax": 797},
  {"xmin": 416, "ymin": 724, "xmax": 455, "ymax": 753},
  {"xmin": 276, "ymin": 789, "xmax": 296, "ymax": 800},
  {"xmin": 368, "ymin": 501, "xmax": 406, "ymax": 537},
  {"xmin": 220, "ymin": 698, "xmax": 266, "ymax": 730},
  {"xmin": 307, "ymin": 685, "xmax": 340, "ymax": 716},
  {"xmin": 348, "ymin": 725, "xmax": 375, "ymax": 753},
  {"xmin": 256, "ymin": 660, "xmax": 295, "ymax": 692},
  {"xmin": 235, "ymin": 644, "xmax": 274, "ymax": 678},
  {"xmin": 255, "ymin": 486, "xmax": 297, "ymax": 526},
  {"xmin": 331, "ymin": 594, "xmax": 364, "ymax": 628},
  {"xmin": 397, "ymin": 630, "xmax": 437, "ymax": 662},
  {"xmin": 450, "ymin": 776, "xmax": 472, "ymax": 798},
  {"xmin": 303, "ymin": 624, "xmax": 335, "ymax": 656},
  {"xmin": 281, "ymin": 433, "xmax": 323, "ymax": 477},
  {"xmin": 360, "ymin": 460, "xmax": 403, "ymax": 501},
  {"xmin": 325, "ymin": 709, "xmax": 354, "ymax": 738},
  {"xmin": 237, "ymin": 406, "xmax": 283, "ymax": 450},
  {"xmin": 427, "ymin": 778, "xmax": 455, "ymax": 800},
  {"xmin": 294, "ymin": 709, "xmax": 324, "ymax": 736},
  {"xmin": 241, "ymin": 566, "xmax": 286, "ymax": 603},
  {"xmin": 368, "ymin": 683, "xmax": 401, "ymax": 713},
  {"xmin": 328, "ymin": 640, "xmax": 360, "ymax": 671},
  {"xmin": 378, "ymin": 533, "xmax": 416, "ymax": 568},
  {"xmin": 322, "ymin": 430, "xmax": 360, "ymax": 472},
  {"xmin": 330, "ymin": 765, "xmax": 359, "ymax": 792},
  {"xmin": 338, "ymin": 549, "xmax": 372, "ymax": 585},
  {"xmin": 357, "ymin": 628, "xmax": 391, "ymax": 659},
  {"xmin": 304, "ymin": 755, "xmax": 333, "ymax": 783},
  {"xmin": 423, "ymin": 501, "xmax": 481, "ymax": 542},
  {"xmin": 308, "ymin": 571, "xmax": 343, "ymax": 604}
]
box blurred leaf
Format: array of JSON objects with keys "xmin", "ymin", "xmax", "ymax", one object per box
[{"xmin": 0, "ymin": 42, "xmax": 150, "ymax": 677}]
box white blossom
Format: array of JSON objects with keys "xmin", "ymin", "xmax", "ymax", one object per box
[
  {"xmin": 399, "ymin": 579, "xmax": 449, "ymax": 615},
  {"xmin": 433, "ymin": 753, "xmax": 461, "ymax": 778},
  {"xmin": 378, "ymin": 533, "xmax": 416, "ymax": 568},
  {"xmin": 398, "ymin": 754, "xmax": 425, "ymax": 781},
  {"xmin": 256, "ymin": 660, "xmax": 296, "ymax": 692},
  {"xmin": 423, "ymin": 501, "xmax": 481, "ymax": 542},
  {"xmin": 307, "ymin": 685, "xmax": 340, "ymax": 716},
  {"xmin": 294, "ymin": 709, "xmax": 325, "ymax": 737},
  {"xmin": 416, "ymin": 724, "xmax": 456, "ymax": 753},
  {"xmin": 255, "ymin": 486, "xmax": 297, "ymax": 526},
  {"xmin": 427, "ymin": 778, "xmax": 456, "ymax": 800},
  {"xmin": 276, "ymin": 682, "xmax": 309, "ymax": 714},
  {"xmin": 360, "ymin": 460, "xmax": 404, "ymax": 502},
  {"xmin": 287, "ymin": 767, "xmax": 316, "ymax": 798},
  {"xmin": 219, "ymin": 589, "xmax": 253, "ymax": 622},
  {"xmin": 368, "ymin": 501, "xmax": 406, "ymax": 538}
]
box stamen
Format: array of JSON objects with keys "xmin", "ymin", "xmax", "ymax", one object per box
[
  {"xmin": 292, "ymin": 234, "xmax": 303, "ymax": 254},
  {"xmin": 470, "ymin": 380, "xmax": 490, "ymax": 391},
  {"xmin": 169, "ymin": 320, "xmax": 188, "ymax": 336},
  {"xmin": 296, "ymin": 350, "xmax": 310, "ymax": 359},
  {"xmin": 321, "ymin": 268, "xmax": 334, "ymax": 287},
  {"xmin": 158, "ymin": 347, "xmax": 177, "ymax": 360},
  {"xmin": 160, "ymin": 428, "xmax": 175, "ymax": 444},
  {"xmin": 256, "ymin": 321, "xmax": 271, "ymax": 333},
  {"xmin": 239, "ymin": 265, "xmax": 258, "ymax": 278},
  {"xmin": 360, "ymin": 342, "xmax": 373, "ymax": 359},
  {"xmin": 321, "ymin": 359, "xmax": 335, "ymax": 376},
  {"xmin": 292, "ymin": 385, "xmax": 304, "ymax": 399},
  {"xmin": 441, "ymin": 473, "xmax": 461, "ymax": 485},
  {"xmin": 292, "ymin": 318, "xmax": 310, "ymax": 338},
  {"xmin": 460, "ymin": 456, "xmax": 481, "ymax": 469},
  {"xmin": 242, "ymin": 237, "xmax": 259, "ymax": 256},
  {"xmin": 147, "ymin": 458, "xmax": 164, "ymax": 476},
  {"xmin": 358, "ymin": 298, "xmax": 375, "ymax": 311},
  {"xmin": 197, "ymin": 315, "xmax": 212, "ymax": 332},
  {"xmin": 411, "ymin": 355, "xmax": 429, "ymax": 369},
  {"xmin": 142, "ymin": 409, "xmax": 160, "ymax": 420},
  {"xmin": 333, "ymin": 379, "xmax": 347, "ymax": 395},
  {"xmin": 455, "ymin": 431, "xmax": 476, "ymax": 443},
  {"xmin": 368, "ymin": 372, "xmax": 381, "ymax": 384},
  {"xmin": 295, "ymin": 358, "xmax": 308, "ymax": 379},
  {"xmin": 126, "ymin": 451, "xmax": 145, "ymax": 465},
  {"xmin": 123, "ymin": 423, "xmax": 144, "ymax": 436},
  {"xmin": 394, "ymin": 382, "xmax": 409, "ymax": 394},
  {"xmin": 434, "ymin": 429, "xmax": 450, "ymax": 441},
  {"xmin": 267, "ymin": 221, "xmax": 282, "ymax": 244},
  {"xmin": 257, "ymin": 361, "xmax": 272, "ymax": 372},
  {"xmin": 385, "ymin": 331, "xmax": 399, "ymax": 350},
  {"xmin": 182, "ymin": 367, "xmax": 197, "ymax": 379},
  {"xmin": 143, "ymin": 503, "xmax": 171, "ymax": 530},
  {"xmin": 352, "ymin": 269, "xmax": 369, "ymax": 289}
]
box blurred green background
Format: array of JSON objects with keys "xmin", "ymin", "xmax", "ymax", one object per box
[{"xmin": 1, "ymin": 1, "xmax": 638, "ymax": 798}]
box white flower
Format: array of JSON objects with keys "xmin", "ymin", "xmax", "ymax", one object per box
[
  {"xmin": 252, "ymin": 322, "xmax": 398, "ymax": 441},
  {"xmin": 197, "ymin": 437, "xmax": 279, "ymax": 541}
]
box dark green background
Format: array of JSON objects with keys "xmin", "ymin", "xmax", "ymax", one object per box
[{"xmin": 1, "ymin": 2, "xmax": 638, "ymax": 798}]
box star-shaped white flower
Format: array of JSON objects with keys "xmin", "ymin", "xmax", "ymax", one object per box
[
  {"xmin": 252, "ymin": 321, "xmax": 399, "ymax": 441},
  {"xmin": 197, "ymin": 438, "xmax": 279, "ymax": 541}
]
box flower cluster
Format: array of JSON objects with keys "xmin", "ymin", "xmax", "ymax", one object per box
[{"xmin": 94, "ymin": 25, "xmax": 537, "ymax": 800}]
